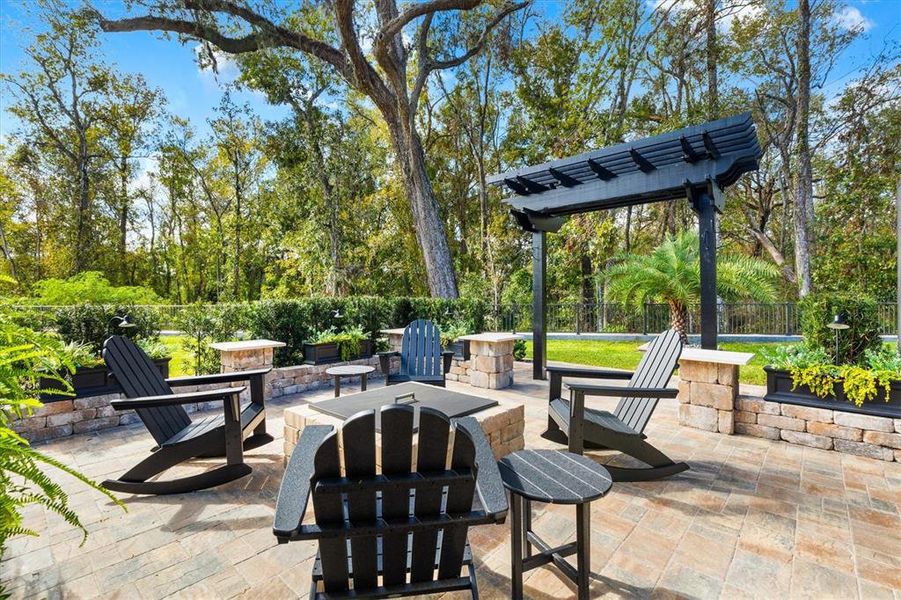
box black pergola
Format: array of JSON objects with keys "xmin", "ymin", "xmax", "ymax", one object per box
[{"xmin": 487, "ymin": 112, "xmax": 761, "ymax": 379}]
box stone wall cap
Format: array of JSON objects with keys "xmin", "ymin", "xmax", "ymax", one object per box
[
  {"xmin": 210, "ymin": 339, "xmax": 286, "ymax": 351},
  {"xmin": 458, "ymin": 332, "xmax": 523, "ymax": 343},
  {"xmin": 379, "ymin": 328, "xmax": 407, "ymax": 335},
  {"xmin": 639, "ymin": 343, "xmax": 754, "ymax": 365}
]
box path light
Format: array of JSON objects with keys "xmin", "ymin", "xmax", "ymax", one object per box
[
  {"xmin": 827, "ymin": 313, "xmax": 850, "ymax": 363},
  {"xmin": 109, "ymin": 314, "xmax": 136, "ymax": 329}
]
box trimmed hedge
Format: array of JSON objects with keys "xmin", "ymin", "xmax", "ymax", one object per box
[
  {"xmin": 247, "ymin": 297, "xmax": 489, "ymax": 367},
  {"xmin": 52, "ymin": 304, "xmax": 161, "ymax": 355},
  {"xmin": 799, "ymin": 293, "xmax": 881, "ymax": 365}
]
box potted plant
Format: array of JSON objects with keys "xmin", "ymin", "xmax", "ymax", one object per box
[
  {"xmin": 440, "ymin": 323, "xmax": 472, "ymax": 359},
  {"xmin": 764, "ymin": 345, "xmax": 901, "ymax": 418},
  {"xmin": 40, "ymin": 339, "xmax": 171, "ymax": 401},
  {"xmin": 303, "ymin": 327, "xmax": 374, "ymax": 365}
]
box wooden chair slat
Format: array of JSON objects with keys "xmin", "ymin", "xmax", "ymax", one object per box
[
  {"xmin": 615, "ymin": 329, "xmax": 681, "ymax": 432},
  {"xmin": 312, "ymin": 432, "xmax": 349, "ymax": 593},
  {"xmin": 410, "ymin": 408, "xmax": 450, "ymax": 583},
  {"xmin": 380, "ymin": 405, "xmax": 415, "ymax": 587},
  {"xmin": 438, "ymin": 422, "xmax": 477, "ymax": 579},
  {"xmin": 342, "ymin": 412, "xmax": 378, "ymax": 590}
]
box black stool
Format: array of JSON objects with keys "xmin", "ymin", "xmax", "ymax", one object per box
[{"xmin": 498, "ymin": 449, "xmax": 612, "ymax": 600}]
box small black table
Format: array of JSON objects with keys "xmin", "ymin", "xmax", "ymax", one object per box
[
  {"xmin": 498, "ymin": 449, "xmax": 612, "ymax": 600},
  {"xmin": 324, "ymin": 365, "xmax": 375, "ymax": 397}
]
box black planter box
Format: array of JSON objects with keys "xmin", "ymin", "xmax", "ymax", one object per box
[
  {"xmin": 40, "ymin": 358, "xmax": 171, "ymax": 402},
  {"xmin": 444, "ymin": 340, "xmax": 471, "ymax": 360},
  {"xmin": 303, "ymin": 340, "xmax": 374, "ymax": 365},
  {"xmin": 764, "ymin": 366, "xmax": 901, "ymax": 419}
]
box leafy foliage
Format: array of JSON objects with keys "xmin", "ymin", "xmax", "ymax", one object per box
[
  {"xmin": 174, "ymin": 304, "xmax": 250, "ymax": 374},
  {"xmin": 52, "ymin": 304, "xmax": 161, "ymax": 356},
  {"xmin": 0, "ymin": 306, "xmax": 123, "ymax": 562},
  {"xmin": 604, "ymin": 231, "xmax": 780, "ymax": 340},
  {"xmin": 798, "ymin": 293, "xmax": 881, "ymax": 364},
  {"xmin": 29, "ymin": 272, "xmax": 160, "ymax": 305}
]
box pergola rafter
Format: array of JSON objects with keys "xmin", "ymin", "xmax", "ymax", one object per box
[{"xmin": 488, "ymin": 113, "xmax": 761, "ymax": 379}]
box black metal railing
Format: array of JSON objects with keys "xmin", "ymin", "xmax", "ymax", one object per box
[{"xmin": 489, "ymin": 302, "xmax": 898, "ymax": 336}]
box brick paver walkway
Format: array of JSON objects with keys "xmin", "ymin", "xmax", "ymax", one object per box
[{"xmin": 4, "ymin": 364, "xmax": 900, "ymax": 599}]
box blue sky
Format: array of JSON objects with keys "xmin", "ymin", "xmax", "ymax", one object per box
[{"xmin": 1, "ymin": 0, "xmax": 899, "ymax": 143}]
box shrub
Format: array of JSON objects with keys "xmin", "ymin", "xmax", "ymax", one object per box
[
  {"xmin": 175, "ymin": 304, "xmax": 249, "ymax": 374},
  {"xmin": 247, "ymin": 297, "xmax": 489, "ymax": 367},
  {"xmin": 798, "ymin": 293, "xmax": 881, "ymax": 365},
  {"xmin": 30, "ymin": 272, "xmax": 160, "ymax": 305},
  {"xmin": 513, "ymin": 339, "xmax": 527, "ymax": 361},
  {"xmin": 52, "ymin": 304, "xmax": 161, "ymax": 356}
]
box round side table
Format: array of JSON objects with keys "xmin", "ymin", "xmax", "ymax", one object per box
[
  {"xmin": 498, "ymin": 449, "xmax": 613, "ymax": 600},
  {"xmin": 324, "ymin": 365, "xmax": 376, "ymax": 397}
]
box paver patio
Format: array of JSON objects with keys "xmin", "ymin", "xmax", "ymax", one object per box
[{"xmin": 4, "ymin": 363, "xmax": 900, "ymax": 599}]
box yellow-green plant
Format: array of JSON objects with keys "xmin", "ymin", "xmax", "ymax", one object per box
[
  {"xmin": 838, "ymin": 365, "xmax": 893, "ymax": 407},
  {"xmin": 790, "ymin": 364, "xmax": 840, "ymax": 398},
  {"xmin": 0, "ymin": 305, "xmax": 124, "ymax": 564}
]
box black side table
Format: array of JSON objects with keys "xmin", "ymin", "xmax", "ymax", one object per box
[{"xmin": 498, "ymin": 449, "xmax": 613, "ymax": 600}]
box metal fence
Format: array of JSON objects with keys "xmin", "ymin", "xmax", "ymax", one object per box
[
  {"xmin": 11, "ymin": 302, "xmax": 900, "ymax": 336},
  {"xmin": 491, "ymin": 302, "xmax": 899, "ymax": 336}
]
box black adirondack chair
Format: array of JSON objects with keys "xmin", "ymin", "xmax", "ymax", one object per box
[
  {"xmin": 542, "ymin": 328, "xmax": 688, "ymax": 482},
  {"xmin": 101, "ymin": 335, "xmax": 272, "ymax": 495},
  {"xmin": 273, "ymin": 405, "xmax": 507, "ymax": 599},
  {"xmin": 378, "ymin": 319, "xmax": 454, "ymax": 387}
]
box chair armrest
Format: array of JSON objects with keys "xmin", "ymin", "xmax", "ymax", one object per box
[
  {"xmin": 273, "ymin": 425, "xmax": 334, "ymax": 542},
  {"xmin": 565, "ymin": 383, "xmax": 678, "ymax": 399},
  {"xmin": 166, "ymin": 368, "xmax": 271, "ymax": 387},
  {"xmin": 548, "ymin": 365, "xmax": 634, "ymax": 402},
  {"xmin": 442, "ymin": 350, "xmax": 454, "ymax": 374},
  {"xmin": 455, "ymin": 417, "xmax": 507, "ymax": 522},
  {"xmin": 546, "ymin": 365, "xmax": 634, "ymax": 380},
  {"xmin": 110, "ymin": 386, "xmax": 245, "ymax": 410}
]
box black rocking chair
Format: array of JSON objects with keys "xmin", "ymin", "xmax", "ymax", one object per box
[
  {"xmin": 378, "ymin": 319, "xmax": 454, "ymax": 387},
  {"xmin": 542, "ymin": 328, "xmax": 688, "ymax": 482},
  {"xmin": 273, "ymin": 405, "xmax": 507, "ymax": 599},
  {"xmin": 101, "ymin": 335, "xmax": 272, "ymax": 495}
]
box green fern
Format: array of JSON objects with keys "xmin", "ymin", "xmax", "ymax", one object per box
[{"xmin": 0, "ymin": 302, "xmax": 124, "ymax": 568}]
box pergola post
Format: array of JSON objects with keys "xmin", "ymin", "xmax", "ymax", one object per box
[
  {"xmin": 532, "ymin": 231, "xmax": 547, "ymax": 380},
  {"xmin": 693, "ymin": 189, "xmax": 718, "ymax": 349}
]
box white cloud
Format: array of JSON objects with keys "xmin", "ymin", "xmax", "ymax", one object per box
[
  {"xmin": 650, "ymin": 0, "xmax": 763, "ymax": 35},
  {"xmin": 833, "ymin": 6, "xmax": 873, "ymax": 33},
  {"xmin": 193, "ymin": 43, "xmax": 240, "ymax": 84}
]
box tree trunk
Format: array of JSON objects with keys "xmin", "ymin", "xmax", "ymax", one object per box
[
  {"xmin": 74, "ymin": 139, "xmax": 91, "ymax": 273},
  {"xmin": 387, "ymin": 119, "xmax": 458, "ymax": 298},
  {"xmin": 794, "ymin": 0, "xmax": 813, "ymax": 297},
  {"xmin": 669, "ymin": 301, "xmax": 689, "ymax": 344},
  {"xmin": 705, "ymin": 0, "xmax": 719, "ymax": 120},
  {"xmin": 233, "ymin": 168, "xmax": 242, "ymax": 299},
  {"xmin": 118, "ymin": 156, "xmax": 129, "ymax": 283}
]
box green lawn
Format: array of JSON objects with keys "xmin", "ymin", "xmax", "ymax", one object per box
[
  {"xmin": 160, "ymin": 335, "xmax": 193, "ymax": 377},
  {"xmin": 525, "ymin": 339, "xmax": 794, "ymax": 385}
]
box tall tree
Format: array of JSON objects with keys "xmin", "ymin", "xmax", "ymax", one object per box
[
  {"xmin": 92, "ymin": 0, "xmax": 527, "ymax": 298},
  {"xmin": 3, "ymin": 9, "xmax": 110, "ymax": 272}
]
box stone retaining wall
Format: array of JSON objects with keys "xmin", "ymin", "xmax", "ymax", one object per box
[
  {"xmin": 734, "ymin": 396, "xmax": 901, "ymax": 462},
  {"xmin": 268, "ymin": 356, "xmax": 392, "ymax": 398},
  {"xmin": 13, "ymin": 384, "xmax": 227, "ymax": 444}
]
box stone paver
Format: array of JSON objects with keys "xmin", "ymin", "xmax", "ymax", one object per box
[{"xmin": 3, "ymin": 362, "xmax": 901, "ymax": 599}]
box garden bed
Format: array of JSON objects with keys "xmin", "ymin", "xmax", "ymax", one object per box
[
  {"xmin": 40, "ymin": 358, "xmax": 171, "ymax": 402},
  {"xmin": 764, "ymin": 366, "xmax": 901, "ymax": 419}
]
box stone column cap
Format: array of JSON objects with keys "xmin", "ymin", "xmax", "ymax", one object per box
[
  {"xmin": 458, "ymin": 333, "xmax": 523, "ymax": 343},
  {"xmin": 210, "ymin": 339, "xmax": 286, "ymax": 351},
  {"xmin": 379, "ymin": 328, "xmax": 407, "ymax": 336},
  {"xmin": 639, "ymin": 343, "xmax": 753, "ymax": 365}
]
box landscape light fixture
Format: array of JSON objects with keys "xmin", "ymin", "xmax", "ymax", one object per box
[
  {"xmin": 110, "ymin": 314, "xmax": 136, "ymax": 329},
  {"xmin": 827, "ymin": 313, "xmax": 850, "ymax": 363}
]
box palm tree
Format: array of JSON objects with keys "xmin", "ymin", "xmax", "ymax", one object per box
[{"xmin": 604, "ymin": 231, "xmax": 780, "ymax": 343}]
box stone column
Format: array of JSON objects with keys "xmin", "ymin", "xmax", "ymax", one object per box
[
  {"xmin": 460, "ymin": 333, "xmax": 521, "ymax": 389},
  {"xmin": 678, "ymin": 360, "xmax": 738, "ymax": 434},
  {"xmin": 211, "ymin": 339, "xmax": 285, "ymax": 400},
  {"xmin": 672, "ymin": 348, "xmax": 753, "ymax": 435}
]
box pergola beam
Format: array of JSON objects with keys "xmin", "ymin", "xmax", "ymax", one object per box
[{"xmin": 489, "ymin": 113, "xmax": 761, "ymax": 378}]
